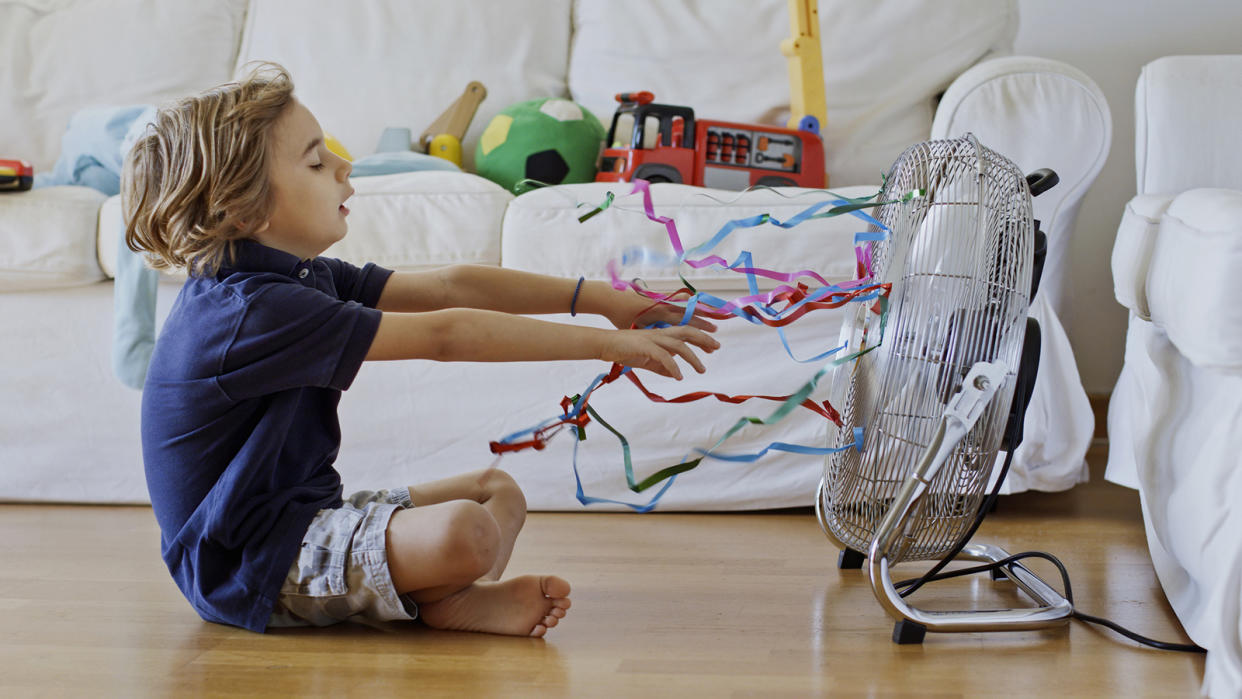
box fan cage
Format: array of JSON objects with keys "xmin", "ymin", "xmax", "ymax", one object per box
[{"xmin": 822, "ymin": 135, "xmax": 1034, "ymax": 563}]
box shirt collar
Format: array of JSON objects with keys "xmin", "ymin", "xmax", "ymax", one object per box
[{"xmin": 220, "ymin": 239, "xmax": 313, "ymax": 280}]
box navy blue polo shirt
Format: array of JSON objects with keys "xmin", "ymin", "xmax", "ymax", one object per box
[{"xmin": 141, "ymin": 239, "xmax": 392, "ymax": 632}]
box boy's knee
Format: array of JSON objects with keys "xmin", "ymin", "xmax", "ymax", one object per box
[
  {"xmin": 440, "ymin": 500, "xmax": 501, "ymax": 578},
  {"xmin": 480, "ymin": 469, "xmax": 527, "ymax": 514}
]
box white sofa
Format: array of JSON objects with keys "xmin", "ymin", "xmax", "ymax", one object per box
[
  {"xmin": 0, "ymin": 0, "xmax": 1110, "ymax": 511},
  {"xmin": 1106, "ymin": 55, "xmax": 1242, "ymax": 699}
]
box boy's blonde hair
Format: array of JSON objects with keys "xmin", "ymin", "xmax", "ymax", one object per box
[{"xmin": 123, "ymin": 64, "xmax": 295, "ymax": 277}]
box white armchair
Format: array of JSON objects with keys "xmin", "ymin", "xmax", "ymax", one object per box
[
  {"xmin": 1106, "ymin": 55, "xmax": 1242, "ymax": 699},
  {"xmin": 932, "ymin": 55, "xmax": 1111, "ymax": 493}
]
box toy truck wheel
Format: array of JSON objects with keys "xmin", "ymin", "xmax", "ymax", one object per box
[
  {"xmin": 633, "ymin": 164, "xmax": 683, "ymax": 184},
  {"xmin": 757, "ymin": 175, "xmax": 797, "ymax": 187}
]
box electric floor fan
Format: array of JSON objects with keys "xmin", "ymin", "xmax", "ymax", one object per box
[{"xmin": 816, "ymin": 133, "xmax": 1073, "ymax": 643}]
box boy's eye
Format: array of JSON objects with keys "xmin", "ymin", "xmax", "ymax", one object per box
[{"xmin": 310, "ymin": 163, "xmax": 325, "ymax": 170}]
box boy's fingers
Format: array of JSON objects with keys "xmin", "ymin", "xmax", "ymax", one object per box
[
  {"xmin": 661, "ymin": 353, "xmax": 683, "ymax": 379},
  {"xmin": 688, "ymin": 316, "xmax": 718, "ymax": 332},
  {"xmin": 637, "ymin": 341, "xmax": 680, "ymax": 379},
  {"xmin": 677, "ymin": 326, "xmax": 720, "ymax": 351},
  {"xmin": 682, "ymin": 347, "xmax": 706, "ymax": 374},
  {"xmin": 658, "ymin": 336, "xmax": 706, "ymax": 374}
]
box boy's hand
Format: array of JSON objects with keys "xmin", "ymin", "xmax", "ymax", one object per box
[
  {"xmin": 600, "ymin": 287, "xmax": 719, "ymax": 334},
  {"xmin": 600, "ymin": 326, "xmax": 720, "ymax": 380}
]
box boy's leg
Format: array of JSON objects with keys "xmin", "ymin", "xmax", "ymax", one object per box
[
  {"xmin": 383, "ymin": 472, "xmax": 571, "ymax": 637},
  {"xmin": 385, "ymin": 498, "xmax": 502, "ymax": 604},
  {"xmin": 404, "ymin": 468, "xmax": 526, "ymax": 581}
]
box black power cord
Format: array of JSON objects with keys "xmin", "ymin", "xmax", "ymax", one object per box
[
  {"xmin": 889, "ymin": 334, "xmax": 1205, "ymax": 654},
  {"xmin": 892, "ymin": 551, "xmax": 1206, "ymax": 654}
]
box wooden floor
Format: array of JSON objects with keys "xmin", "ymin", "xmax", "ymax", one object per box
[{"xmin": 0, "ymin": 445, "xmax": 1205, "ymax": 697}]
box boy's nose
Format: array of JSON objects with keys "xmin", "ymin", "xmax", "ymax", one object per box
[{"xmin": 338, "ymin": 158, "xmax": 352, "ymax": 181}]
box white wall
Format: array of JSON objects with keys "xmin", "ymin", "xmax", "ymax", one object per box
[{"xmin": 1014, "ymin": 0, "xmax": 1242, "ymax": 393}]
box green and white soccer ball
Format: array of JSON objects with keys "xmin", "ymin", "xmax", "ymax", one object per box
[{"xmin": 475, "ymin": 97, "xmax": 606, "ymax": 192}]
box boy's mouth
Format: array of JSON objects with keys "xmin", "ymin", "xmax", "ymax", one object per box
[{"xmin": 339, "ymin": 204, "xmax": 350, "ymax": 216}]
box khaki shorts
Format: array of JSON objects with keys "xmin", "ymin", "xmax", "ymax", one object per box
[{"xmin": 267, "ymin": 487, "xmax": 419, "ymax": 628}]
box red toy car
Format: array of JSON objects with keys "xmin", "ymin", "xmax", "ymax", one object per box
[
  {"xmin": 0, "ymin": 159, "xmax": 34, "ymax": 192},
  {"xmin": 596, "ymin": 91, "xmax": 825, "ymax": 190}
]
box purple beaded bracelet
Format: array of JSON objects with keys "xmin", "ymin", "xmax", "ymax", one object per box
[{"xmin": 570, "ymin": 276, "xmax": 585, "ymax": 316}]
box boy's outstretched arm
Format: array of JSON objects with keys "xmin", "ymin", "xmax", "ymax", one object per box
[
  {"xmin": 375, "ymin": 265, "xmax": 717, "ymax": 332},
  {"xmin": 364, "ymin": 308, "xmax": 718, "ymax": 380}
]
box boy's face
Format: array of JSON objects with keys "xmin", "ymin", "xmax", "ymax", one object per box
[{"xmin": 255, "ymin": 99, "xmax": 354, "ymax": 259}]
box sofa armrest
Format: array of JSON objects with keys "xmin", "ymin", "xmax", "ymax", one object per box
[
  {"xmin": 1111, "ymin": 193, "xmax": 1176, "ymax": 321},
  {"xmin": 931, "ymin": 55, "xmax": 1111, "ymax": 316},
  {"xmin": 0, "ymin": 186, "xmax": 106, "ymax": 291},
  {"xmin": 1146, "ymin": 188, "xmax": 1242, "ymax": 372}
]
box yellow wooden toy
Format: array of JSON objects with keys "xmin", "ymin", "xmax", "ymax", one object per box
[
  {"xmin": 781, "ymin": 0, "xmax": 828, "ymax": 183},
  {"xmin": 427, "ymin": 134, "xmax": 463, "ymax": 166},
  {"xmin": 420, "ymin": 81, "xmax": 487, "ymax": 167},
  {"xmin": 323, "ymin": 132, "xmax": 352, "ymax": 161}
]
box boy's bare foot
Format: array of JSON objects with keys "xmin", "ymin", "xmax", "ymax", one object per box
[{"xmin": 419, "ymin": 575, "xmax": 571, "ymax": 637}]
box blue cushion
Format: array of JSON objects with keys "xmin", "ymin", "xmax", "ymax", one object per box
[{"xmin": 349, "ymin": 151, "xmax": 460, "ymax": 177}]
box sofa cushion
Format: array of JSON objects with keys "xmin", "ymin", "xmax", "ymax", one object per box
[
  {"xmin": 501, "ymin": 182, "xmax": 878, "ymax": 292},
  {"xmin": 569, "ymin": 0, "xmax": 1016, "ymax": 188},
  {"xmin": 99, "ymin": 171, "xmax": 511, "ymax": 278},
  {"xmin": 0, "ymin": 0, "xmax": 248, "ymax": 173},
  {"xmin": 323, "ymin": 172, "xmax": 511, "ymax": 271},
  {"xmin": 235, "ymin": 0, "xmax": 573, "ymax": 171},
  {"xmin": 1146, "ymin": 188, "xmax": 1242, "ymax": 372},
  {"xmin": 1111, "ymin": 193, "xmax": 1175, "ymax": 320},
  {"xmin": 0, "ymin": 187, "xmax": 106, "ymax": 291}
]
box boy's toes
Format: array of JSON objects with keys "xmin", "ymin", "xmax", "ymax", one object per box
[
  {"xmin": 542, "ymin": 614, "xmax": 559, "ymax": 628},
  {"xmin": 540, "ymin": 576, "xmax": 571, "ymax": 599},
  {"xmin": 530, "ymin": 624, "xmax": 547, "ymax": 638},
  {"xmin": 551, "ymin": 597, "xmax": 571, "ymax": 611},
  {"xmin": 549, "ymin": 607, "xmax": 567, "ymax": 619}
]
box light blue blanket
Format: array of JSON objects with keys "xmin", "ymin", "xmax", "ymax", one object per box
[{"xmin": 35, "ymin": 105, "xmax": 159, "ymax": 389}]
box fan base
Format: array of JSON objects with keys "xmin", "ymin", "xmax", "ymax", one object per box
[
  {"xmin": 892, "ymin": 619, "xmax": 927, "ymax": 644},
  {"xmin": 837, "ymin": 547, "xmax": 866, "ymax": 569}
]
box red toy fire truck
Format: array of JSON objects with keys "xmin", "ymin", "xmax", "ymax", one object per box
[
  {"xmin": 595, "ymin": 91, "xmax": 824, "ymax": 190},
  {"xmin": 0, "ymin": 159, "xmax": 34, "ymax": 192}
]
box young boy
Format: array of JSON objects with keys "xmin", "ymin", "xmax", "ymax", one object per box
[{"xmin": 122, "ymin": 64, "xmax": 718, "ymax": 637}]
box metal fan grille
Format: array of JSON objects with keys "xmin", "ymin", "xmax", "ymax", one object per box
[{"xmin": 822, "ymin": 135, "xmax": 1033, "ymax": 563}]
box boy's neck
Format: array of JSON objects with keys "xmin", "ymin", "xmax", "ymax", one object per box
[{"xmin": 248, "ymin": 234, "xmax": 318, "ymax": 262}]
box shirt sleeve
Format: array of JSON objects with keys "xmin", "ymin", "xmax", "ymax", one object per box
[
  {"xmin": 215, "ymin": 281, "xmax": 382, "ymax": 401},
  {"xmin": 318, "ymin": 258, "xmax": 392, "ymax": 308}
]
